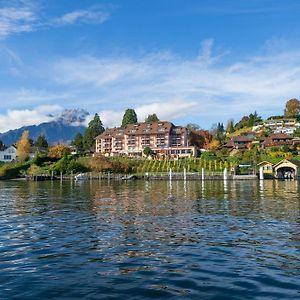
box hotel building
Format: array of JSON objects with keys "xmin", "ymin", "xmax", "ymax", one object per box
[{"xmin": 95, "ymin": 121, "xmax": 196, "ymax": 158}]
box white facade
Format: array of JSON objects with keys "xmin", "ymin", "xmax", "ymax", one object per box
[
  {"xmin": 263, "ymin": 119, "xmax": 297, "ymax": 127},
  {"xmin": 253, "ymin": 119, "xmax": 300, "ymax": 135},
  {"xmin": 0, "ymin": 146, "xmax": 17, "ymax": 162},
  {"xmin": 274, "ymin": 126, "xmax": 298, "ymax": 135}
]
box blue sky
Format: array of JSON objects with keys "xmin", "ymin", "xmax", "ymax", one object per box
[{"xmin": 0, "ymin": 0, "xmax": 300, "ymax": 132}]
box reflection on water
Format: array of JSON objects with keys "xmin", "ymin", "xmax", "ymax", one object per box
[{"xmin": 0, "ymin": 179, "xmax": 300, "ymax": 299}]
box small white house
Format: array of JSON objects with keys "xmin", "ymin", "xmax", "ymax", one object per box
[{"xmin": 0, "ymin": 146, "xmax": 17, "ymax": 162}]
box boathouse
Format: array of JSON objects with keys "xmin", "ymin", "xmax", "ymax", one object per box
[
  {"xmin": 257, "ymin": 161, "xmax": 273, "ymax": 175},
  {"xmin": 273, "ymin": 159, "xmax": 300, "ymax": 179}
]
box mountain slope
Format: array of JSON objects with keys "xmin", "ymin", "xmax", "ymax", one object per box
[{"xmin": 0, "ymin": 109, "xmax": 89, "ymax": 145}]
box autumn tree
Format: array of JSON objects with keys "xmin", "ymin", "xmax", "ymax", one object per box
[
  {"xmin": 89, "ymin": 155, "xmax": 131, "ymax": 173},
  {"xmin": 89, "ymin": 156, "xmax": 113, "ymax": 172},
  {"xmin": 28, "ymin": 164, "xmax": 40, "ymax": 176},
  {"xmin": 35, "ymin": 134, "xmax": 48, "ymax": 149},
  {"xmin": 83, "ymin": 113, "xmax": 104, "ymax": 150},
  {"xmin": 188, "ymin": 131, "xmax": 206, "ymax": 148},
  {"xmin": 16, "ymin": 130, "xmax": 31, "ymax": 161},
  {"xmin": 145, "ymin": 113, "xmax": 159, "ymax": 123},
  {"xmin": 48, "ymin": 144, "xmax": 71, "ymax": 159},
  {"xmin": 207, "ymin": 139, "xmax": 220, "ymax": 151},
  {"xmin": 284, "ymin": 98, "xmax": 300, "ymax": 117},
  {"xmin": 121, "ymin": 108, "xmax": 138, "ymax": 127}
]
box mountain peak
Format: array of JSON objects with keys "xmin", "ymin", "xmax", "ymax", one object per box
[
  {"xmin": 56, "ymin": 109, "xmax": 90, "ymax": 126},
  {"xmin": 0, "ymin": 108, "xmax": 89, "ymax": 145}
]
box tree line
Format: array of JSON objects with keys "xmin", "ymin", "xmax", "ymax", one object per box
[{"xmin": 3, "ymin": 97, "xmax": 300, "ymax": 159}]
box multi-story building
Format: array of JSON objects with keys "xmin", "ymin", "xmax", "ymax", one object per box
[
  {"xmin": 95, "ymin": 121, "xmax": 196, "ymax": 158},
  {"xmin": 224, "ymin": 135, "xmax": 252, "ymax": 150},
  {"xmin": 262, "ymin": 133, "xmax": 293, "ymax": 148},
  {"xmin": 263, "ymin": 118, "xmax": 297, "ymax": 128},
  {"xmin": 253, "ymin": 118, "xmax": 300, "ymax": 135}
]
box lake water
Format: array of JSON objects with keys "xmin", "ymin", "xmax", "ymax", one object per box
[{"xmin": 0, "ymin": 179, "xmax": 299, "ymax": 299}]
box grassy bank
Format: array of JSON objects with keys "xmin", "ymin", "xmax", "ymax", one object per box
[{"xmin": 1, "ymin": 148, "xmax": 299, "ymax": 180}]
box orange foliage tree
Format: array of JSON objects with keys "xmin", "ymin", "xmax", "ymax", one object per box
[
  {"xmin": 16, "ymin": 130, "xmax": 31, "ymax": 161},
  {"xmin": 48, "ymin": 145, "xmax": 71, "ymax": 159},
  {"xmin": 284, "ymin": 98, "xmax": 300, "ymax": 117}
]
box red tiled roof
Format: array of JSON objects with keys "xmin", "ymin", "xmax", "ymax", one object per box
[
  {"xmin": 268, "ymin": 133, "xmax": 293, "ymax": 140},
  {"xmin": 96, "ymin": 127, "xmax": 124, "ymax": 139},
  {"xmin": 262, "ymin": 133, "xmax": 293, "ymax": 147},
  {"xmin": 231, "ymin": 135, "xmax": 252, "ymax": 142},
  {"xmin": 124, "ymin": 121, "xmax": 174, "ymax": 135}
]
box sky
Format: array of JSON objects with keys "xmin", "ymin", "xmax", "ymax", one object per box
[{"xmin": 0, "ymin": 0, "xmax": 300, "ymax": 132}]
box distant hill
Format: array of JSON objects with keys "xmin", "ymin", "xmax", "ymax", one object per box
[{"xmin": 0, "ymin": 109, "xmax": 89, "ymax": 145}]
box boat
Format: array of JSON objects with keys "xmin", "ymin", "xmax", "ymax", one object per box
[
  {"xmin": 121, "ymin": 175, "xmax": 137, "ymax": 180},
  {"xmin": 74, "ymin": 173, "xmax": 89, "ymax": 181}
]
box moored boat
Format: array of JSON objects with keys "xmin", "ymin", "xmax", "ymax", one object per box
[{"xmin": 75, "ymin": 173, "xmax": 89, "ymax": 181}]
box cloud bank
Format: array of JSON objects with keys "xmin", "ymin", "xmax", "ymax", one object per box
[
  {"xmin": 50, "ymin": 40, "xmax": 300, "ymax": 126},
  {"xmin": 0, "ymin": 105, "xmax": 63, "ymax": 133},
  {"xmin": 1, "ymin": 39, "xmax": 300, "ymax": 130}
]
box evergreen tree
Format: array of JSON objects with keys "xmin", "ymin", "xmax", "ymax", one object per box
[
  {"xmin": 0, "ymin": 140, "xmax": 4, "ymax": 151},
  {"xmin": 226, "ymin": 119, "xmax": 234, "ymax": 133},
  {"xmin": 83, "ymin": 113, "xmax": 104, "ymax": 150},
  {"xmin": 35, "ymin": 134, "xmax": 48, "ymax": 149},
  {"xmin": 215, "ymin": 123, "xmax": 225, "ymax": 144},
  {"xmin": 121, "ymin": 109, "xmax": 138, "ymax": 127},
  {"xmin": 248, "ymin": 111, "xmax": 262, "ymax": 127},
  {"xmin": 72, "ymin": 133, "xmax": 84, "ymax": 153},
  {"xmin": 145, "ymin": 113, "xmax": 159, "ymax": 123}
]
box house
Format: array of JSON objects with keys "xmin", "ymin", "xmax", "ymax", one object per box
[
  {"xmin": 273, "ymin": 159, "xmax": 300, "ymax": 179},
  {"xmin": 274, "ymin": 127, "xmax": 298, "ymax": 135},
  {"xmin": 0, "ymin": 146, "xmax": 17, "ymax": 162},
  {"xmin": 263, "ymin": 118, "xmax": 297, "ymax": 128},
  {"xmin": 225, "ymin": 136, "xmax": 252, "ymax": 150},
  {"xmin": 260, "ymin": 118, "xmax": 300, "ymax": 135},
  {"xmin": 257, "ymin": 161, "xmax": 273, "ymax": 175},
  {"xmin": 262, "ymin": 133, "xmax": 293, "ymax": 148},
  {"xmin": 95, "ymin": 121, "xmax": 196, "ymax": 158}
]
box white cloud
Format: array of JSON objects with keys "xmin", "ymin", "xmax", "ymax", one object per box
[
  {"xmin": 0, "ymin": 105, "xmax": 63, "ymax": 133},
  {"xmin": 51, "ymin": 41, "xmax": 300, "ymax": 125},
  {"xmin": 2, "ymin": 39, "xmax": 300, "ymax": 129},
  {"xmin": 53, "ymin": 8, "xmax": 110, "ymax": 25},
  {"xmin": 0, "ymin": 2, "xmax": 111, "ymax": 39},
  {"xmin": 135, "ymin": 101, "xmax": 198, "ymax": 122},
  {"xmin": 96, "ymin": 110, "xmax": 123, "ymax": 128},
  {"xmin": 96, "ymin": 101, "xmax": 197, "ymax": 128},
  {"xmin": 0, "ymin": 4, "xmax": 37, "ymax": 38}
]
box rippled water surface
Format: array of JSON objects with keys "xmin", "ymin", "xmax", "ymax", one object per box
[{"xmin": 0, "ymin": 179, "xmax": 300, "ymax": 299}]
